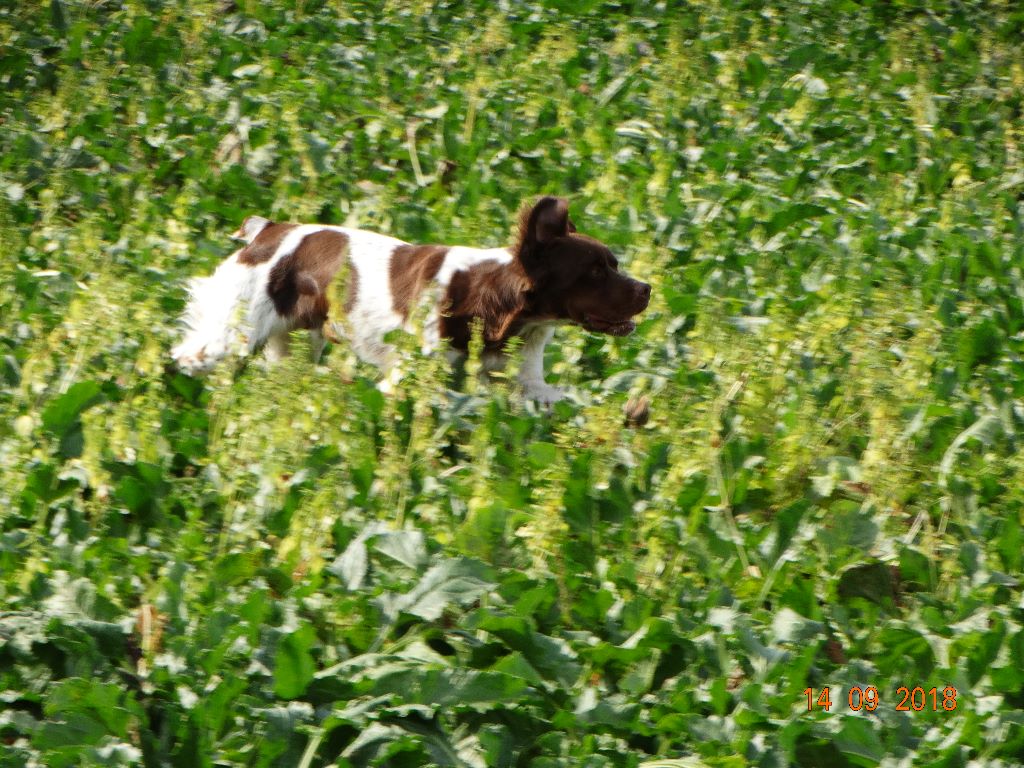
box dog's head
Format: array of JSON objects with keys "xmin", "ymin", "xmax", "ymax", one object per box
[{"xmin": 515, "ymin": 197, "xmax": 650, "ymax": 336}]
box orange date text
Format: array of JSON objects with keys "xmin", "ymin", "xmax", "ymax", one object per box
[{"xmin": 803, "ymin": 686, "xmax": 957, "ymax": 712}]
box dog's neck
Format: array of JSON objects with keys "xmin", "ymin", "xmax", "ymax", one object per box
[{"xmin": 442, "ymin": 257, "xmax": 535, "ymax": 345}]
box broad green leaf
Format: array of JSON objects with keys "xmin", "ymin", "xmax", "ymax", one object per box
[
  {"xmin": 374, "ymin": 529, "xmax": 429, "ymax": 570},
  {"xmin": 766, "ymin": 204, "xmax": 829, "ymax": 236},
  {"xmin": 837, "ymin": 562, "xmax": 897, "ymax": 607},
  {"xmin": 274, "ymin": 624, "xmax": 317, "ymax": 699},
  {"xmin": 330, "ymin": 534, "xmax": 369, "ymax": 591},
  {"xmin": 834, "ymin": 716, "xmax": 885, "ymax": 763},
  {"xmin": 41, "ymin": 381, "xmax": 103, "ymax": 436},
  {"xmin": 386, "ymin": 558, "xmax": 493, "ymax": 621}
]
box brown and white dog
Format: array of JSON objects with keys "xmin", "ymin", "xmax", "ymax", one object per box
[{"xmin": 171, "ymin": 197, "xmax": 650, "ymax": 403}]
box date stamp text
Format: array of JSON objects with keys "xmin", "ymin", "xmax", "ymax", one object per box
[{"xmin": 803, "ymin": 686, "xmax": 958, "ymax": 712}]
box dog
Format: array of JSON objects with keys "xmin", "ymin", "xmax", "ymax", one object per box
[{"xmin": 171, "ymin": 196, "xmax": 651, "ymax": 403}]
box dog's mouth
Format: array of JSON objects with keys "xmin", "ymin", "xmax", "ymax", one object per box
[{"xmin": 582, "ymin": 314, "xmax": 637, "ymax": 336}]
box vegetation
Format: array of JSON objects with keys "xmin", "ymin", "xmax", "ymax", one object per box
[{"xmin": 3, "ymin": 0, "xmax": 1024, "ymax": 765}]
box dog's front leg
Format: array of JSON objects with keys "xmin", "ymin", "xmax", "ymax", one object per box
[
  {"xmin": 309, "ymin": 328, "xmax": 327, "ymax": 364},
  {"xmin": 264, "ymin": 331, "xmax": 291, "ymax": 363},
  {"xmin": 517, "ymin": 325, "xmax": 563, "ymax": 405}
]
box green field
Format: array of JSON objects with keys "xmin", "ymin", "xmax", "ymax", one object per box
[{"xmin": 3, "ymin": 1, "xmax": 1024, "ymax": 765}]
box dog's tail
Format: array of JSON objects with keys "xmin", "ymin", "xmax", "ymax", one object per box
[{"xmin": 171, "ymin": 250, "xmax": 260, "ymax": 374}]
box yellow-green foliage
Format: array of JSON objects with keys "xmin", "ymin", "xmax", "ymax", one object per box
[{"xmin": 2, "ymin": 1, "xmax": 1024, "ymax": 765}]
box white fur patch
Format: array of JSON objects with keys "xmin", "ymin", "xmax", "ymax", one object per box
[
  {"xmin": 435, "ymin": 246, "xmax": 512, "ymax": 287},
  {"xmin": 332, "ymin": 227, "xmax": 406, "ymax": 366},
  {"xmin": 231, "ymin": 215, "xmax": 272, "ymax": 243},
  {"xmin": 171, "ymin": 251, "xmax": 254, "ymax": 374}
]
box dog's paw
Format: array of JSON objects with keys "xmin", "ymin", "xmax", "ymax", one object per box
[{"xmin": 522, "ymin": 382, "xmax": 565, "ymax": 406}]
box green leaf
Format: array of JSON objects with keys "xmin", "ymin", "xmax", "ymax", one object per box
[
  {"xmin": 341, "ymin": 723, "xmax": 423, "ymax": 764},
  {"xmin": 939, "ymin": 411, "xmax": 1001, "ymax": 483},
  {"xmin": 370, "ymin": 666, "xmax": 530, "ymax": 710},
  {"xmin": 385, "ymin": 558, "xmax": 493, "ymax": 621},
  {"xmin": 837, "ymin": 562, "xmax": 897, "ymax": 606},
  {"xmin": 34, "ymin": 679, "xmax": 139, "ymax": 756},
  {"xmin": 574, "ymin": 687, "xmax": 640, "ymax": 728},
  {"xmin": 50, "ymin": 0, "xmax": 67, "ymax": 32},
  {"xmin": 766, "ymin": 203, "xmax": 828, "ymax": 236},
  {"xmin": 274, "ymin": 624, "xmax": 317, "ymax": 699},
  {"xmin": 743, "ymin": 54, "xmax": 768, "ymax": 88},
  {"xmin": 528, "ymin": 442, "xmax": 559, "ymax": 469},
  {"xmin": 374, "ymin": 529, "xmax": 429, "ymax": 570},
  {"xmin": 330, "ymin": 534, "xmax": 369, "ymax": 591},
  {"xmin": 474, "ymin": 613, "xmax": 581, "ymax": 686},
  {"xmin": 834, "ymin": 716, "xmax": 885, "ymax": 763},
  {"xmin": 876, "ymin": 626, "xmax": 935, "ymax": 677},
  {"xmin": 899, "ymin": 547, "xmax": 937, "ymax": 592},
  {"xmin": 956, "ymin": 318, "xmax": 1002, "ymax": 376},
  {"xmin": 819, "ymin": 502, "xmax": 878, "ymax": 554},
  {"xmin": 41, "ymin": 381, "xmax": 103, "ymax": 436}
]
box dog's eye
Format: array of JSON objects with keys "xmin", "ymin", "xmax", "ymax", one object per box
[{"xmin": 590, "ymin": 265, "xmax": 603, "ymax": 279}]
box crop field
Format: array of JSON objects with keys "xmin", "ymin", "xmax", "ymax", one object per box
[{"xmin": 3, "ymin": 0, "xmax": 1024, "ymax": 765}]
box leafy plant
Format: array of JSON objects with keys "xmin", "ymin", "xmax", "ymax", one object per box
[{"xmin": 3, "ymin": 0, "xmax": 1024, "ymax": 765}]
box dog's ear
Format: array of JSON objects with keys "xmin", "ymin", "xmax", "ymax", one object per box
[
  {"xmin": 517, "ymin": 197, "xmax": 573, "ymax": 272},
  {"xmin": 523, "ymin": 196, "xmax": 571, "ymax": 244}
]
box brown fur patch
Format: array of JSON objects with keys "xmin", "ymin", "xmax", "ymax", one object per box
[
  {"xmin": 267, "ymin": 230, "xmax": 352, "ymax": 329},
  {"xmin": 238, "ymin": 223, "xmax": 299, "ymax": 265},
  {"xmin": 389, "ymin": 245, "xmax": 450, "ymax": 318},
  {"xmin": 440, "ymin": 260, "xmax": 531, "ymax": 351}
]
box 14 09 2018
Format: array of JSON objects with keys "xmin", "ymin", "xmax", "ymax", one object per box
[{"xmin": 804, "ymin": 686, "xmax": 959, "ymax": 713}]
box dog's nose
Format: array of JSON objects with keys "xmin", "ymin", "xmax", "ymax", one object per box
[{"xmin": 637, "ymin": 282, "xmax": 651, "ymax": 305}]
